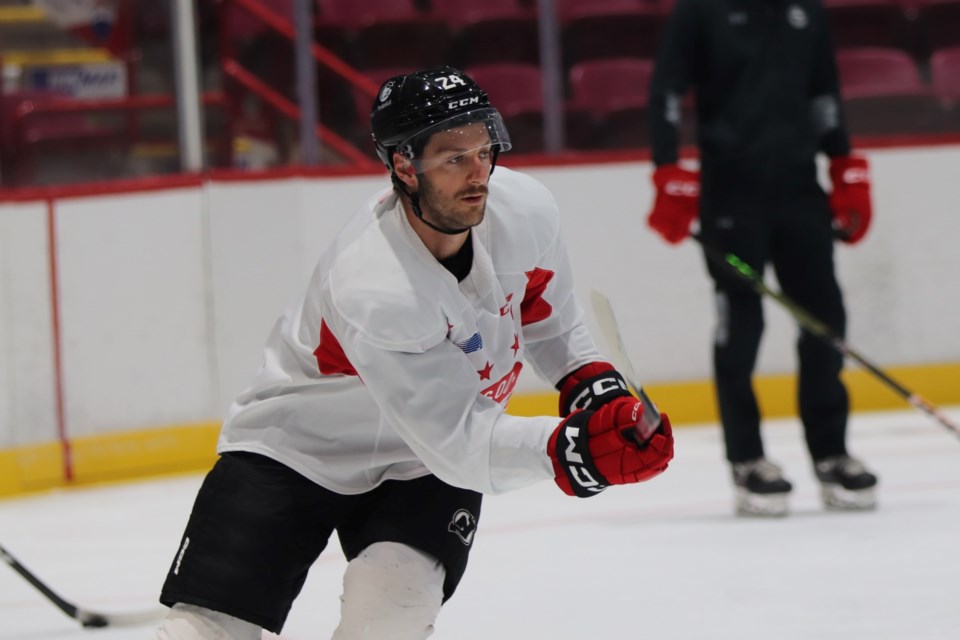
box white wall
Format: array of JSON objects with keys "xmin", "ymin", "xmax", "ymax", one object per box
[
  {"xmin": 0, "ymin": 202, "xmax": 57, "ymax": 448},
  {"xmin": 1, "ymin": 147, "xmax": 958, "ymax": 447},
  {"xmin": 53, "ymin": 188, "xmax": 217, "ymax": 437},
  {"xmin": 206, "ymin": 174, "xmax": 391, "ymax": 411}
]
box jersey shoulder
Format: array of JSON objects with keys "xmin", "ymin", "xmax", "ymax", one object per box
[
  {"xmin": 485, "ymin": 167, "xmax": 561, "ymax": 272},
  {"xmin": 325, "ymin": 201, "xmax": 451, "ymax": 353}
]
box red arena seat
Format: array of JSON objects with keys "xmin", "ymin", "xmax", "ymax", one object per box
[
  {"xmin": 822, "ymin": 0, "xmax": 912, "ymax": 51},
  {"xmin": 464, "ymin": 63, "xmax": 546, "ymax": 152},
  {"xmin": 914, "ymin": 0, "xmax": 960, "ymax": 54},
  {"xmin": 836, "ymin": 47, "xmax": 940, "ymax": 134},
  {"xmin": 559, "ymin": 2, "xmax": 666, "ymax": 67},
  {"xmin": 315, "ymin": 0, "xmax": 450, "ymax": 69},
  {"xmin": 568, "ymin": 57, "xmax": 655, "ymax": 148},
  {"xmin": 446, "ymin": 11, "xmax": 540, "ymax": 68},
  {"xmin": 428, "ymin": 0, "xmax": 528, "ymax": 24}
]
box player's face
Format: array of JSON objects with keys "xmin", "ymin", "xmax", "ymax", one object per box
[{"xmin": 416, "ymin": 123, "xmax": 493, "ymax": 231}]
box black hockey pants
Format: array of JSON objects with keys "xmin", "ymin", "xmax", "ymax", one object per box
[{"xmin": 698, "ymin": 187, "xmax": 850, "ymax": 464}]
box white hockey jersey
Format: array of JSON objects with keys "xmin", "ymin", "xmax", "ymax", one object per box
[{"xmin": 218, "ymin": 167, "xmax": 605, "ymax": 495}]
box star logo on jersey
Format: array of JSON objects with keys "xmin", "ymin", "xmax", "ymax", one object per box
[
  {"xmin": 478, "ymin": 362, "xmax": 493, "ymax": 380},
  {"xmin": 448, "ymin": 508, "xmax": 477, "ymax": 546}
]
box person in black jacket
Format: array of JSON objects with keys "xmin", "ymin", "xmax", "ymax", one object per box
[{"xmin": 645, "ymin": 0, "xmax": 877, "ymax": 516}]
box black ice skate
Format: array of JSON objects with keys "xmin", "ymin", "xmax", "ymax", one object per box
[
  {"xmin": 731, "ymin": 458, "xmax": 793, "ymax": 517},
  {"xmin": 814, "ymin": 455, "xmax": 878, "ymax": 511}
]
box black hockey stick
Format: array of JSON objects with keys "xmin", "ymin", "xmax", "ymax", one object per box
[
  {"xmin": 692, "ymin": 233, "xmax": 960, "ymax": 438},
  {"xmin": 0, "ymin": 542, "xmax": 166, "ymax": 628}
]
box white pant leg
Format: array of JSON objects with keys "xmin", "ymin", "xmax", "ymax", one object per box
[
  {"xmin": 155, "ymin": 603, "xmax": 261, "ymax": 640},
  {"xmin": 332, "ymin": 541, "xmax": 445, "ymax": 640}
]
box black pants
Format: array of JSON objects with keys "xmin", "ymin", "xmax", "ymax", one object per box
[
  {"xmin": 159, "ymin": 452, "xmax": 483, "ymax": 633},
  {"xmin": 699, "ymin": 186, "xmax": 849, "ymax": 464}
]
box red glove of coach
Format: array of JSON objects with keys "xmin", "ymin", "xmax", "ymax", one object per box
[
  {"xmin": 647, "ymin": 164, "xmax": 700, "ymax": 244},
  {"xmin": 548, "ymin": 397, "xmax": 674, "ymax": 498},
  {"xmin": 829, "ymin": 155, "xmax": 872, "ymax": 244}
]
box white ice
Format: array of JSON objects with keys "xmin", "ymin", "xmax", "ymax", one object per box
[{"xmin": 1, "ymin": 409, "xmax": 958, "ymax": 640}]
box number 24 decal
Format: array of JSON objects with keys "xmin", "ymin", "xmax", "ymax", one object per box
[{"xmin": 437, "ymin": 75, "xmax": 467, "ymax": 90}]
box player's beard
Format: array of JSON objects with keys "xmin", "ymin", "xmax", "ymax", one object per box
[{"xmin": 417, "ymin": 173, "xmax": 488, "ymax": 233}]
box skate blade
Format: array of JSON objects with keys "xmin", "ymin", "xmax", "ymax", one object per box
[
  {"xmin": 735, "ymin": 488, "xmax": 790, "ymax": 517},
  {"xmin": 821, "ymin": 484, "xmax": 877, "ymax": 511}
]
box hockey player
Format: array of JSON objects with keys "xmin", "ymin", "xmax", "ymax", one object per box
[
  {"xmin": 154, "ymin": 67, "xmax": 674, "ymax": 639},
  {"xmin": 645, "ymin": 0, "xmax": 877, "ymax": 516}
]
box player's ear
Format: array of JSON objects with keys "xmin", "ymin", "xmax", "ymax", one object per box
[{"xmin": 393, "ymin": 153, "xmax": 419, "ymax": 190}]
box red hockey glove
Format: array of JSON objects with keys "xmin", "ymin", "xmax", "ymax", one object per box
[
  {"xmin": 829, "ymin": 155, "xmax": 872, "ymax": 244},
  {"xmin": 557, "ymin": 362, "xmax": 632, "ymax": 417},
  {"xmin": 647, "ymin": 164, "xmax": 700, "ymax": 245},
  {"xmin": 548, "ymin": 397, "xmax": 674, "ymax": 498}
]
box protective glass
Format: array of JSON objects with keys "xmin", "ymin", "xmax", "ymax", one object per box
[{"xmin": 397, "ymin": 108, "xmax": 512, "ymax": 175}]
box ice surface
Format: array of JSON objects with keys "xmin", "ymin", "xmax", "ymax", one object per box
[{"xmin": 2, "ymin": 408, "xmax": 958, "ymax": 639}]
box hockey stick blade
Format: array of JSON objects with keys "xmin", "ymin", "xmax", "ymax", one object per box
[
  {"xmin": 0, "ymin": 543, "xmax": 167, "ymax": 628},
  {"xmin": 589, "ymin": 289, "xmax": 662, "ymax": 440}
]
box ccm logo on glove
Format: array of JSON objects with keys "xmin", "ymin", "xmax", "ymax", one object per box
[
  {"xmin": 556, "ymin": 421, "xmax": 608, "ymax": 494},
  {"xmin": 548, "ymin": 397, "xmax": 674, "ymax": 498},
  {"xmin": 557, "ymin": 362, "xmax": 632, "ymax": 417}
]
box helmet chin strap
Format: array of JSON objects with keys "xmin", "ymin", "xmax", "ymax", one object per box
[{"xmin": 390, "ymin": 174, "xmax": 469, "ymax": 236}]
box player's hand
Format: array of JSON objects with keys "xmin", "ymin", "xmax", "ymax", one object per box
[
  {"xmin": 557, "ymin": 362, "xmax": 632, "ymax": 417},
  {"xmin": 647, "ymin": 164, "xmax": 700, "ymax": 244},
  {"xmin": 829, "ymin": 155, "xmax": 872, "ymax": 244},
  {"xmin": 548, "ymin": 397, "xmax": 674, "ymax": 498}
]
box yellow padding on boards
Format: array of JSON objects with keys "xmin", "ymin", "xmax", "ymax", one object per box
[
  {"xmin": 0, "ymin": 442, "xmax": 63, "ymax": 498},
  {"xmin": 0, "ymin": 49, "xmax": 113, "ymax": 66},
  {"xmin": 1, "ymin": 363, "xmax": 957, "ymax": 499},
  {"xmin": 0, "ymin": 6, "xmax": 46, "ymax": 23},
  {"xmin": 69, "ymin": 422, "xmax": 220, "ymax": 485},
  {"xmin": 0, "ymin": 423, "xmax": 220, "ymax": 499}
]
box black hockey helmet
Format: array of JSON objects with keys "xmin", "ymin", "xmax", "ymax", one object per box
[{"xmin": 370, "ymin": 66, "xmax": 511, "ymax": 175}]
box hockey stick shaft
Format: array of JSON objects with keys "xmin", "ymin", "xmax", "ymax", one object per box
[
  {"xmin": 692, "ymin": 234, "xmax": 960, "ymax": 437},
  {"xmin": 0, "ymin": 543, "xmax": 83, "ymax": 620},
  {"xmin": 589, "ymin": 290, "xmax": 662, "ymax": 440},
  {"xmin": 0, "ymin": 542, "xmax": 166, "ymax": 628}
]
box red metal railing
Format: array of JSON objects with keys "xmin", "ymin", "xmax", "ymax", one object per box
[{"xmin": 220, "ymin": 0, "xmax": 381, "ymax": 168}]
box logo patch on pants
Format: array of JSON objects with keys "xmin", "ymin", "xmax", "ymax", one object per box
[{"xmin": 447, "ymin": 509, "xmax": 477, "ymax": 546}]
